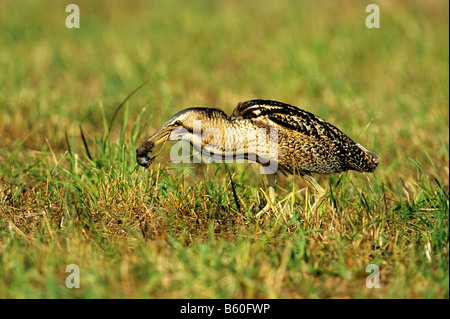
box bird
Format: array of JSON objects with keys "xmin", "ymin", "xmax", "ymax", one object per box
[{"xmin": 136, "ymin": 99, "xmax": 379, "ymax": 216}]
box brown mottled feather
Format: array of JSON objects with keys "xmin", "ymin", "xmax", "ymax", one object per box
[{"xmin": 230, "ymin": 99, "xmax": 378, "ymax": 175}]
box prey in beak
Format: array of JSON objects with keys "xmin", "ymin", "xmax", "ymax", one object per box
[
  {"xmin": 136, "ymin": 127, "xmax": 173, "ymax": 171},
  {"xmin": 136, "ymin": 108, "xmax": 195, "ymax": 171},
  {"xmin": 136, "ymin": 139, "xmax": 156, "ymax": 168}
]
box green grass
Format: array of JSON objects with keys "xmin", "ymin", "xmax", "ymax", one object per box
[{"xmin": 0, "ymin": 0, "xmax": 448, "ymax": 298}]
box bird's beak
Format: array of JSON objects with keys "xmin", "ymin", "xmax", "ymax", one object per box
[
  {"xmin": 136, "ymin": 126, "xmax": 174, "ymax": 169},
  {"xmin": 136, "ymin": 108, "xmax": 192, "ymax": 170}
]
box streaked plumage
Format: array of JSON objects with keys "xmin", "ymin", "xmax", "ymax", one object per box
[{"xmin": 136, "ymin": 99, "xmax": 379, "ymax": 215}]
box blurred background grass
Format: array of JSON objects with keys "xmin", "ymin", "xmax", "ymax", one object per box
[{"xmin": 0, "ymin": 0, "xmax": 448, "ymax": 298}]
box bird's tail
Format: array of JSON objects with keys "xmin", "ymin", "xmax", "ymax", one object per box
[{"xmin": 350, "ymin": 143, "xmax": 379, "ymax": 173}]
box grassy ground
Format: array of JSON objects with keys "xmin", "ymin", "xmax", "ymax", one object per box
[{"xmin": 0, "ymin": 0, "xmax": 448, "ymax": 298}]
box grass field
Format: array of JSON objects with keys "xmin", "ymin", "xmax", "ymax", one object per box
[{"xmin": 0, "ymin": 0, "xmax": 448, "ymax": 299}]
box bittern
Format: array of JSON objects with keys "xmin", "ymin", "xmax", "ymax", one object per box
[{"xmin": 136, "ymin": 99, "xmax": 379, "ymax": 216}]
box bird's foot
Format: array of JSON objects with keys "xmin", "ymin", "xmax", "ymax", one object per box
[
  {"xmin": 255, "ymin": 202, "xmax": 273, "ymax": 218},
  {"xmin": 309, "ymin": 188, "xmax": 326, "ymax": 212},
  {"xmin": 256, "ymin": 185, "xmax": 277, "ymax": 218}
]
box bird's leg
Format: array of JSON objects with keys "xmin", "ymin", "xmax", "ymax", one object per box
[
  {"xmin": 256, "ymin": 173, "xmax": 276, "ymax": 218},
  {"xmin": 302, "ymin": 173, "xmax": 326, "ymax": 211}
]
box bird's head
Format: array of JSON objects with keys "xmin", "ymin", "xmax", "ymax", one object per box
[{"xmin": 136, "ymin": 107, "xmax": 225, "ymax": 168}]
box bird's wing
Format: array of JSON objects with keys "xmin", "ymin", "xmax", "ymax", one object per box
[
  {"xmin": 231, "ymin": 99, "xmax": 352, "ymax": 143},
  {"xmin": 231, "ymin": 100, "xmax": 379, "ymax": 173}
]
